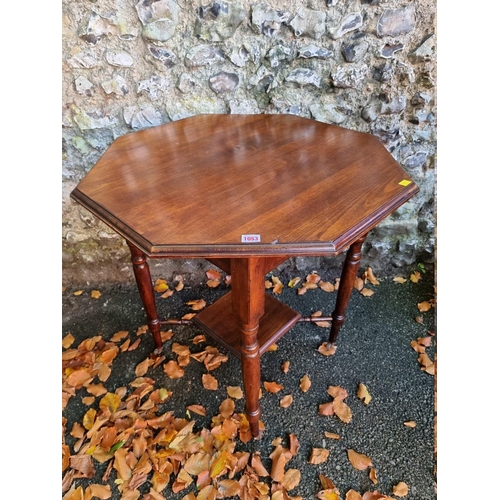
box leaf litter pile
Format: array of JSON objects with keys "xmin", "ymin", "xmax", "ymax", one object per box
[{"xmin": 63, "ymin": 267, "xmax": 436, "ymax": 500}]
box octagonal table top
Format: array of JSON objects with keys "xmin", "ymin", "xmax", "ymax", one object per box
[{"xmin": 71, "ymin": 114, "xmax": 418, "ymax": 257}]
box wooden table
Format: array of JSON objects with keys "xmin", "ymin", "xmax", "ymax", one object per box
[{"xmin": 71, "ymin": 114, "xmax": 418, "ymax": 438}]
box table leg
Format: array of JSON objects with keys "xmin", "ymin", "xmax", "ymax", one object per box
[
  {"xmin": 329, "ymin": 234, "xmax": 367, "ymax": 344},
  {"xmin": 127, "ymin": 242, "xmax": 163, "ymax": 353},
  {"xmin": 230, "ymin": 257, "xmax": 267, "ymax": 438}
]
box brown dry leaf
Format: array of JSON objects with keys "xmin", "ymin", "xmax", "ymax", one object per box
[
  {"xmin": 392, "ymin": 482, "xmax": 409, "ymax": 497},
  {"xmin": 135, "ymin": 358, "xmax": 151, "ymax": 377},
  {"xmin": 272, "ymin": 276, "xmax": 284, "ymax": 294},
  {"xmin": 281, "ymin": 361, "xmax": 290, "ymax": 373},
  {"xmin": 74, "ymin": 290, "xmax": 83, "ymax": 296},
  {"xmin": 410, "ymin": 271, "xmax": 421, "ymax": 283},
  {"xmin": 86, "ymin": 484, "xmax": 112, "ymax": 499},
  {"xmin": 182, "ymin": 313, "xmax": 196, "ymax": 321},
  {"xmin": 362, "ymin": 492, "xmax": 393, "ymax": 500},
  {"xmin": 219, "ymin": 398, "xmax": 235, "ymax": 419},
  {"xmin": 110, "ymin": 330, "xmax": 128, "ymax": 342},
  {"xmin": 270, "ymin": 447, "xmax": 289, "ymax": 482},
  {"xmin": 393, "ymin": 276, "xmax": 407, "ymax": 284},
  {"xmin": 281, "ymin": 469, "xmax": 301, "ymax": 491},
  {"xmin": 289, "ymin": 433, "xmax": 300, "ymax": 456},
  {"xmin": 227, "ymin": 386, "xmax": 243, "ymax": 399},
  {"xmin": 268, "ymin": 343, "xmax": 278, "ymax": 351},
  {"xmin": 316, "ymin": 321, "xmax": 331, "ymax": 328},
  {"xmin": 206, "ymin": 279, "xmax": 220, "ymax": 288},
  {"xmin": 264, "ymin": 381, "xmax": 284, "ymax": 393},
  {"xmin": 332, "ymin": 399, "xmax": 352, "ymax": 423},
  {"xmin": 316, "ymin": 490, "xmax": 340, "ymax": 500},
  {"xmin": 309, "ymin": 448, "xmax": 329, "ymax": 465},
  {"xmin": 82, "ymin": 396, "xmax": 95, "ymax": 405},
  {"xmin": 418, "ymin": 353, "xmax": 433, "ymax": 367},
  {"xmin": 318, "ymin": 402, "xmax": 335, "ymax": 416},
  {"xmin": 319, "ymin": 281, "xmax": 335, "ymax": 292},
  {"xmin": 403, "ymin": 421, "xmax": 417, "ymax": 428},
  {"xmin": 99, "ymin": 392, "xmax": 121, "ymax": 413},
  {"xmin": 251, "ymin": 453, "xmax": 269, "ymax": 477},
  {"xmin": 297, "ymin": 286, "xmax": 308, "ymax": 295},
  {"xmin": 172, "ymin": 343, "xmax": 190, "ymax": 357},
  {"xmin": 306, "ymin": 272, "xmax": 321, "ymax": 284},
  {"xmin": 300, "ymin": 375, "xmax": 311, "ymax": 392},
  {"xmin": 354, "ymin": 277, "xmax": 365, "ymax": 291},
  {"xmin": 324, "ymin": 431, "xmax": 340, "ymax": 440},
  {"xmin": 154, "ymin": 280, "xmax": 169, "ymax": 293},
  {"xmin": 280, "ymin": 395, "xmax": 293, "ymax": 408},
  {"xmin": 187, "ymin": 299, "xmax": 206, "ymax": 311},
  {"xmin": 66, "ymin": 369, "xmax": 93, "ymax": 388},
  {"xmin": 357, "ymin": 383, "xmax": 372, "ymax": 404},
  {"xmin": 360, "ymin": 288, "xmax": 375, "ymax": 297},
  {"xmin": 206, "ymin": 269, "xmax": 221, "ymax": 281},
  {"xmin": 136, "ymin": 325, "xmax": 148, "ymax": 335},
  {"xmin": 414, "ymin": 316, "xmax": 424, "ymax": 324},
  {"xmin": 202, "ymin": 373, "xmax": 218, "ymax": 390},
  {"xmin": 163, "ymin": 360, "xmax": 185, "ymax": 379},
  {"xmin": 128, "ymin": 338, "xmax": 141, "ymax": 351},
  {"xmin": 423, "ymin": 363, "xmax": 436, "ymax": 375},
  {"xmin": 369, "ymin": 467, "xmax": 378, "ymax": 484},
  {"xmin": 311, "ymin": 310, "xmax": 322, "ymax": 317},
  {"xmin": 318, "ymin": 474, "xmax": 335, "ymax": 490},
  {"xmin": 365, "ymin": 267, "xmax": 380, "ymax": 285},
  {"xmin": 217, "ymin": 479, "xmax": 241, "ymax": 498},
  {"xmin": 417, "ymin": 301, "xmax": 432, "ymax": 312},
  {"xmin": 345, "ymin": 491, "xmax": 363, "ymax": 500},
  {"xmin": 192, "ymin": 334, "xmax": 206, "ymax": 344},
  {"xmin": 317, "ymin": 343, "xmax": 337, "ymax": 356},
  {"xmin": 160, "ymin": 289, "xmax": 174, "ymax": 299},
  {"xmin": 288, "ymin": 277, "xmax": 301, "ymax": 288},
  {"xmin": 265, "ymin": 280, "xmax": 273, "ymax": 289},
  {"xmin": 347, "ymin": 449, "xmax": 373, "ymax": 470},
  {"xmin": 186, "ymin": 404, "xmax": 206, "ymax": 416},
  {"xmin": 327, "ymin": 386, "xmax": 348, "ymax": 400},
  {"xmin": 62, "ymin": 333, "xmax": 75, "ymax": 348}
]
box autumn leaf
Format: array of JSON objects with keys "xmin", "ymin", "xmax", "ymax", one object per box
[
  {"xmin": 90, "ymin": 289, "xmax": 101, "ymax": 299},
  {"xmin": 318, "ymin": 474, "xmax": 336, "ymax": 490},
  {"xmin": 186, "ymin": 405, "xmax": 206, "ymax": 416},
  {"xmin": 317, "ymin": 343, "xmax": 337, "ymax": 356},
  {"xmin": 210, "ymin": 450, "xmax": 230, "ymax": 478},
  {"xmin": 393, "ymin": 276, "xmax": 407, "ymax": 284},
  {"xmin": 251, "ymin": 453, "xmax": 269, "ymax": 477},
  {"xmin": 264, "ymin": 381, "xmax": 284, "ymax": 393},
  {"xmin": 309, "ymin": 448, "xmax": 329, "ymax": 464},
  {"xmin": 281, "ymin": 361, "xmax": 290, "ymax": 373},
  {"xmin": 62, "ymin": 333, "xmax": 75, "ymax": 348},
  {"xmin": 345, "ymin": 491, "xmax": 363, "ymax": 500},
  {"xmin": 415, "ymin": 316, "xmax": 424, "ymax": 324},
  {"xmin": 163, "ymin": 360, "xmax": 185, "ymax": 379},
  {"xmin": 324, "ymin": 431, "xmax": 340, "ymax": 440},
  {"xmin": 206, "ymin": 279, "xmax": 220, "ymax": 288},
  {"xmin": 135, "ymin": 358, "xmax": 151, "ymax": 377},
  {"xmin": 365, "ymin": 267, "xmax": 380, "ymax": 285},
  {"xmin": 66, "ymin": 369, "xmax": 93, "ymax": 388},
  {"xmin": 160, "ymin": 289, "xmax": 174, "ymax": 298},
  {"xmin": 110, "ymin": 330, "xmax": 128, "ymax": 342},
  {"xmin": 327, "ymin": 386, "xmax": 348, "ymax": 400},
  {"xmin": 87, "ymin": 484, "xmax": 111, "ymax": 499},
  {"xmin": 369, "ymin": 467, "xmax": 378, "ymax": 484},
  {"xmin": 289, "ymin": 433, "xmax": 300, "ymax": 456},
  {"xmin": 217, "ymin": 479, "xmax": 241, "ymax": 498},
  {"xmin": 315, "ymin": 321, "xmax": 331, "ymax": 328},
  {"xmin": 299, "ymin": 374, "xmax": 311, "ymax": 392},
  {"xmin": 267, "ymin": 343, "xmax": 278, "ymax": 351},
  {"xmin": 316, "ymin": 490, "xmax": 339, "ymax": 500},
  {"xmin": 227, "ymin": 386, "xmax": 243, "ymax": 399},
  {"xmin": 182, "ymin": 313, "xmax": 196, "ymax": 321},
  {"xmin": 219, "ymin": 398, "xmax": 235, "ymax": 419},
  {"xmin": 206, "ymin": 269, "xmax": 221, "ymax": 281},
  {"xmin": 73, "ymin": 290, "xmax": 83, "ymax": 296},
  {"xmin": 319, "ymin": 281, "xmax": 335, "ymax": 292},
  {"xmin": 281, "ymin": 469, "xmax": 301, "ymax": 490},
  {"xmin": 202, "ymin": 373, "xmax": 218, "ymax": 390},
  {"xmin": 354, "ymin": 277, "xmax": 365, "ymax": 291},
  {"xmin": 393, "ymin": 482, "xmax": 409, "ymax": 497},
  {"xmin": 154, "ymin": 279, "xmax": 169, "ymax": 293},
  {"xmin": 410, "ymin": 271, "xmax": 421, "ymax": 283},
  {"xmin": 318, "ymin": 402, "xmax": 334, "ymax": 416},
  {"xmin": 347, "ymin": 449, "xmax": 373, "ymax": 470},
  {"xmin": 192, "ymin": 334, "xmax": 206, "ymax": 344},
  {"xmin": 357, "ymin": 383, "xmax": 372, "ymax": 404},
  {"xmin": 360, "ymin": 288, "xmax": 375, "ymax": 297},
  {"xmin": 288, "ymin": 277, "xmax": 301, "ymax": 288},
  {"xmin": 280, "ymin": 395, "xmax": 293, "ymax": 408},
  {"xmin": 404, "ymin": 421, "xmax": 417, "ymax": 428},
  {"xmin": 306, "ymin": 272, "xmax": 321, "ymax": 284},
  {"xmin": 417, "ymin": 301, "xmax": 432, "ymax": 312},
  {"xmin": 99, "ymin": 392, "xmax": 121, "ymax": 413},
  {"xmin": 332, "ymin": 399, "xmax": 352, "ymax": 423},
  {"xmin": 187, "ymin": 299, "xmax": 206, "ymax": 311},
  {"xmin": 272, "ymin": 276, "xmax": 284, "ymax": 294}
]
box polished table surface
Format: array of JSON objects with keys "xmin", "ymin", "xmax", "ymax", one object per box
[
  {"xmin": 71, "ymin": 114, "xmax": 418, "ymax": 258},
  {"xmin": 71, "ymin": 114, "xmax": 419, "ymax": 438}
]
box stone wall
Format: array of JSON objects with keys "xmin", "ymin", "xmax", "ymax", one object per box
[{"xmin": 62, "ymin": 0, "xmax": 436, "ymax": 285}]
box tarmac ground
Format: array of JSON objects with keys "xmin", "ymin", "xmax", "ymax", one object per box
[{"xmin": 62, "ymin": 265, "xmax": 436, "ymax": 500}]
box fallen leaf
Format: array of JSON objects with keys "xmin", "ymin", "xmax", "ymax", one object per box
[
  {"xmin": 110, "ymin": 331, "xmax": 128, "ymax": 342},
  {"xmin": 264, "ymin": 381, "xmax": 284, "ymax": 393},
  {"xmin": 309, "ymin": 448, "xmax": 329, "ymax": 464},
  {"xmin": 217, "ymin": 479, "xmax": 241, "ymax": 498},
  {"xmin": 300, "ymin": 375, "xmax": 311, "ymax": 392},
  {"xmin": 369, "ymin": 467, "xmax": 378, "ymax": 484},
  {"xmin": 288, "ymin": 277, "xmax": 301, "ymax": 288},
  {"xmin": 219, "ymin": 398, "xmax": 235, "ymax": 419},
  {"xmin": 360, "ymin": 288, "xmax": 375, "ymax": 297},
  {"xmin": 206, "ymin": 279, "xmax": 220, "ymax": 288},
  {"xmin": 281, "ymin": 469, "xmax": 301, "ymax": 490},
  {"xmin": 306, "ymin": 272, "xmax": 321, "ymax": 284},
  {"xmin": 186, "ymin": 405, "xmax": 206, "ymax": 416},
  {"xmin": 281, "ymin": 361, "xmax": 290, "ymax": 373},
  {"xmin": 87, "ymin": 484, "xmax": 112, "ymax": 499},
  {"xmin": 297, "ymin": 286, "xmax": 308, "ymax": 295},
  {"xmin": 154, "ymin": 280, "xmax": 169, "ymax": 293},
  {"xmin": 316, "ymin": 321, "xmax": 331, "ymax": 328},
  {"xmin": 392, "ymin": 482, "xmax": 409, "ymax": 497},
  {"xmin": 265, "ymin": 280, "xmax": 273, "ymax": 289},
  {"xmin": 324, "ymin": 431, "xmax": 340, "ymax": 440},
  {"xmin": 403, "ymin": 421, "xmax": 417, "ymax": 428},
  {"xmin": 227, "ymin": 386, "xmax": 243, "ymax": 399},
  {"xmin": 135, "ymin": 358, "xmax": 150, "ymax": 377},
  {"xmin": 251, "ymin": 453, "xmax": 269, "ymax": 477},
  {"xmin": 354, "ymin": 277, "xmax": 365, "ymax": 291},
  {"xmin": 206, "ymin": 269, "xmax": 221, "ymax": 280},
  {"xmin": 128, "ymin": 338, "xmax": 141, "ymax": 351},
  {"xmin": 423, "ymin": 363, "xmax": 436, "ymax": 375},
  {"xmin": 319, "ymin": 402, "xmax": 334, "ymax": 416},
  {"xmin": 187, "ymin": 299, "xmax": 206, "ymax": 311},
  {"xmin": 182, "ymin": 313, "xmax": 196, "ymax": 321},
  {"xmin": 202, "ymin": 373, "xmax": 218, "ymax": 390},
  {"xmin": 73, "ymin": 290, "xmax": 83, "ymax": 296},
  {"xmin": 316, "ymin": 490, "xmax": 339, "ymax": 500},
  {"xmin": 163, "ymin": 360, "xmax": 184, "ymax": 379},
  {"xmin": 268, "ymin": 343, "xmax": 278, "ymax": 351},
  {"xmin": 82, "ymin": 396, "xmax": 95, "ymax": 405},
  {"xmin": 192, "ymin": 334, "xmax": 206, "ymax": 344},
  {"xmin": 393, "ymin": 276, "xmax": 407, "ymax": 284},
  {"xmin": 415, "ymin": 316, "xmax": 424, "ymax": 324},
  {"xmin": 332, "ymin": 399, "xmax": 352, "ymax": 423},
  {"xmin": 347, "ymin": 449, "xmax": 373, "ymax": 470},
  {"xmin": 319, "ymin": 281, "xmax": 335, "ymax": 292},
  {"xmin": 160, "ymin": 289, "xmax": 174, "ymax": 298},
  {"xmin": 317, "ymin": 343, "xmax": 337, "ymax": 356},
  {"xmin": 280, "ymin": 395, "xmax": 293, "ymax": 408},
  {"xmin": 318, "ymin": 474, "xmax": 336, "ymax": 490},
  {"xmin": 62, "ymin": 333, "xmax": 75, "ymax": 348},
  {"xmin": 365, "ymin": 267, "xmax": 380, "ymax": 285},
  {"xmin": 327, "ymin": 386, "xmax": 348, "ymax": 400},
  {"xmin": 99, "ymin": 392, "xmax": 121, "ymax": 413},
  {"xmin": 357, "ymin": 383, "xmax": 372, "ymax": 404},
  {"xmin": 272, "ymin": 276, "xmax": 284, "ymax": 294},
  {"xmin": 418, "ymin": 353, "xmax": 433, "ymax": 367},
  {"xmin": 417, "ymin": 301, "xmax": 432, "ymax": 312},
  {"xmin": 345, "ymin": 491, "xmax": 363, "ymax": 500},
  {"xmin": 136, "ymin": 325, "xmax": 148, "ymax": 335},
  {"xmin": 289, "ymin": 433, "xmax": 300, "ymax": 456},
  {"xmin": 410, "ymin": 271, "xmax": 421, "ymax": 283}
]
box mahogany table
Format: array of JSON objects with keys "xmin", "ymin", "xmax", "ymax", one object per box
[{"xmin": 71, "ymin": 114, "xmax": 418, "ymax": 438}]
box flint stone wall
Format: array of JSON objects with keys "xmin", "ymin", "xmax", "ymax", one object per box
[{"xmin": 62, "ymin": 0, "xmax": 436, "ymax": 285}]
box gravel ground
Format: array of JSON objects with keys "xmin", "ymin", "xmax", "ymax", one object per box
[{"xmin": 62, "ymin": 267, "xmax": 436, "ymax": 500}]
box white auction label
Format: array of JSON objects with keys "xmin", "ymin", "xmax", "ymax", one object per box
[{"xmin": 241, "ymin": 234, "xmax": 261, "ymax": 243}]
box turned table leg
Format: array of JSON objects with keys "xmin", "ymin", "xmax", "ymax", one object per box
[
  {"xmin": 329, "ymin": 234, "xmax": 367, "ymax": 344},
  {"xmin": 127, "ymin": 242, "xmax": 163, "ymax": 353},
  {"xmin": 230, "ymin": 257, "xmax": 267, "ymax": 438}
]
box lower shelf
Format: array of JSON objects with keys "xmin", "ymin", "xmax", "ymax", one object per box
[{"xmin": 193, "ymin": 291, "xmax": 302, "ymax": 358}]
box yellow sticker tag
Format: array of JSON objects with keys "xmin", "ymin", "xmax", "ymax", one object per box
[{"xmin": 398, "ymin": 179, "xmax": 412, "ymax": 186}]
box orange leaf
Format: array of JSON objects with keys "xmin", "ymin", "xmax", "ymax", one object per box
[
  {"xmin": 182, "ymin": 313, "xmax": 196, "ymax": 320},
  {"xmin": 87, "ymin": 484, "xmax": 111, "ymax": 499},
  {"xmin": 317, "ymin": 343, "xmax": 337, "ymax": 356},
  {"xmin": 186, "ymin": 405, "xmax": 206, "ymax": 416},
  {"xmin": 319, "ymin": 281, "xmax": 335, "ymax": 292},
  {"xmin": 319, "ymin": 402, "xmax": 334, "ymax": 416},
  {"xmin": 187, "ymin": 299, "xmax": 206, "ymax": 311},
  {"xmin": 354, "ymin": 277, "xmax": 364, "ymax": 291},
  {"xmin": 345, "ymin": 491, "xmax": 363, "ymax": 500},
  {"xmin": 264, "ymin": 381, "xmax": 284, "ymax": 393},
  {"xmin": 219, "ymin": 398, "xmax": 235, "ymax": 419},
  {"xmin": 365, "ymin": 267, "xmax": 380, "ymax": 285},
  {"xmin": 154, "ymin": 281, "xmax": 169, "ymax": 293},
  {"xmin": 327, "ymin": 386, "xmax": 348, "ymax": 400},
  {"xmin": 300, "ymin": 375, "xmax": 311, "ymax": 392},
  {"xmin": 163, "ymin": 360, "xmax": 185, "ymax": 379},
  {"xmin": 227, "ymin": 386, "xmax": 243, "ymax": 399},
  {"xmin": 251, "ymin": 453, "xmax": 269, "ymax": 477},
  {"xmin": 135, "ymin": 358, "xmax": 150, "ymax": 377},
  {"xmin": 267, "ymin": 343, "xmax": 278, "ymax": 351},
  {"xmin": 333, "ymin": 398, "xmax": 352, "ymax": 423},
  {"xmin": 161, "ymin": 330, "xmax": 173, "ymax": 342},
  {"xmin": 415, "ymin": 315, "xmax": 424, "ymax": 324},
  {"xmin": 73, "ymin": 290, "xmax": 83, "ymax": 296},
  {"xmin": 369, "ymin": 467, "xmax": 378, "ymax": 484},
  {"xmin": 210, "ymin": 450, "xmax": 230, "ymax": 478},
  {"xmin": 403, "ymin": 421, "xmax": 417, "ymax": 428},
  {"xmin": 316, "ymin": 489, "xmax": 340, "ymax": 500},
  {"xmin": 99, "ymin": 392, "xmax": 121, "ymax": 413},
  {"xmin": 192, "ymin": 334, "xmax": 206, "ymax": 344},
  {"xmin": 360, "ymin": 288, "xmax": 375, "ymax": 297},
  {"xmin": 417, "ymin": 301, "xmax": 432, "ymax": 312},
  {"xmin": 160, "ymin": 289, "xmax": 174, "ymax": 298},
  {"xmin": 281, "ymin": 360, "xmax": 290, "ymax": 373},
  {"xmin": 289, "ymin": 433, "xmax": 300, "ymax": 456},
  {"xmin": 280, "ymin": 395, "xmax": 293, "ymax": 408},
  {"xmin": 324, "ymin": 431, "xmax": 340, "ymax": 440},
  {"xmin": 309, "ymin": 448, "xmax": 329, "ymax": 464},
  {"xmin": 202, "ymin": 373, "xmax": 218, "ymax": 390},
  {"xmin": 393, "ymin": 276, "xmax": 407, "ymax": 284},
  {"xmin": 206, "ymin": 269, "xmax": 221, "ymax": 281},
  {"xmin": 90, "ymin": 290, "xmax": 101, "ymax": 299},
  {"xmin": 393, "ymin": 481, "xmax": 409, "ymax": 497},
  {"xmin": 206, "ymin": 279, "xmax": 220, "ymax": 288},
  {"xmin": 347, "ymin": 449, "xmax": 373, "ymax": 470},
  {"xmin": 66, "ymin": 369, "xmax": 93, "ymax": 388},
  {"xmin": 110, "ymin": 330, "xmax": 128, "ymax": 342},
  {"xmin": 410, "ymin": 271, "xmax": 421, "ymax": 283},
  {"xmin": 306, "ymin": 272, "xmax": 321, "ymax": 284},
  {"xmin": 281, "ymin": 469, "xmax": 301, "ymax": 490},
  {"xmin": 62, "ymin": 333, "xmax": 75, "ymax": 348},
  {"xmin": 217, "ymin": 479, "xmax": 241, "ymax": 498},
  {"xmin": 357, "ymin": 383, "xmax": 372, "ymax": 404}
]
